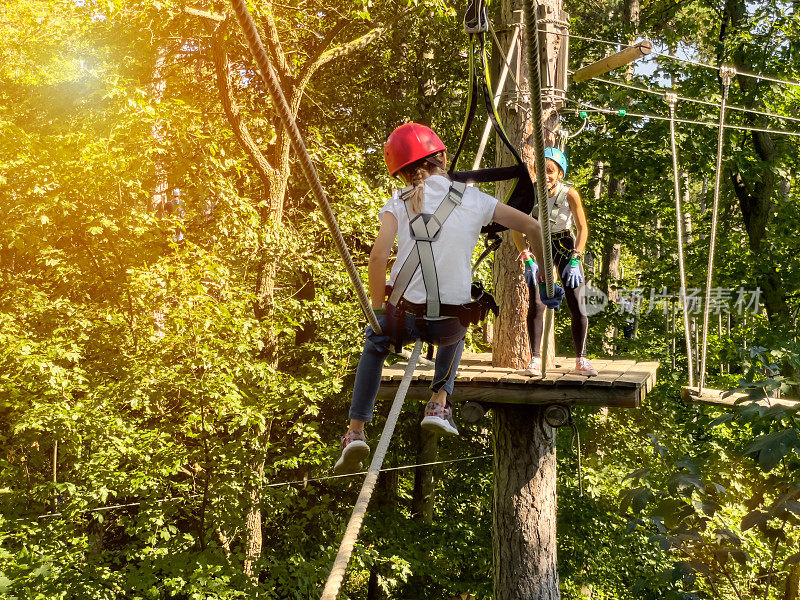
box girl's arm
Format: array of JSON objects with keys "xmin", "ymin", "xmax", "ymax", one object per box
[
  {"xmin": 368, "ymin": 212, "xmax": 398, "ymax": 309},
  {"xmin": 492, "ymin": 202, "xmax": 545, "ymax": 271},
  {"xmin": 566, "ymin": 187, "xmax": 588, "ymax": 255}
]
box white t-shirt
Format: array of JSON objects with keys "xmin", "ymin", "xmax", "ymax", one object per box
[{"xmin": 379, "ymin": 174, "xmax": 498, "ymax": 306}]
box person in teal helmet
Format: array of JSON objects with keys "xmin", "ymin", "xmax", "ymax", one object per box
[{"xmin": 513, "ymin": 146, "xmax": 597, "ymax": 377}]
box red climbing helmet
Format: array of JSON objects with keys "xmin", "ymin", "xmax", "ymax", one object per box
[{"xmin": 384, "ymin": 122, "xmax": 446, "ymax": 176}]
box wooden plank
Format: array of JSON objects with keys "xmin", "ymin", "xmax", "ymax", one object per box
[
  {"xmin": 377, "ymin": 357, "xmax": 657, "ymax": 408},
  {"xmin": 473, "ymin": 371, "xmax": 505, "ymax": 383},
  {"xmin": 501, "ymin": 372, "xmax": 532, "ymax": 385},
  {"xmin": 573, "ymin": 40, "xmax": 653, "ymax": 82},
  {"xmin": 555, "ymin": 373, "xmax": 589, "ymax": 387},
  {"xmin": 615, "ymin": 371, "xmax": 652, "ymax": 389},
  {"xmin": 681, "ymin": 387, "xmax": 800, "ymax": 410},
  {"xmin": 377, "ymin": 383, "xmax": 639, "ymax": 407},
  {"xmin": 586, "ymin": 362, "xmax": 636, "ymax": 387},
  {"xmin": 634, "ymin": 362, "xmax": 660, "ymax": 392}
]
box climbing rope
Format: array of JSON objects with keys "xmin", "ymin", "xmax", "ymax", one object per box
[
  {"xmin": 699, "ymin": 67, "xmax": 734, "ymax": 391},
  {"xmin": 665, "ymin": 92, "xmax": 695, "ymax": 387},
  {"xmin": 320, "ymin": 340, "xmax": 424, "ymax": 600},
  {"xmin": 523, "ymin": 0, "xmax": 556, "ymax": 375},
  {"xmin": 229, "ymin": 0, "xmax": 381, "ymax": 335}
]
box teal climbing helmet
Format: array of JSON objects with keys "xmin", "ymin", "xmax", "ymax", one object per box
[{"xmin": 544, "ymin": 147, "xmax": 568, "ymax": 176}]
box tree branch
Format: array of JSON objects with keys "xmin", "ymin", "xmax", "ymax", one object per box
[
  {"xmin": 209, "ymin": 27, "xmax": 276, "ymax": 187},
  {"xmin": 289, "ymin": 13, "xmax": 404, "ymax": 115},
  {"xmin": 262, "ymin": 0, "xmax": 292, "ymax": 78}
]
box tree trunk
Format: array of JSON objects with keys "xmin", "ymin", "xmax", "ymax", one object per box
[
  {"xmin": 412, "ymin": 404, "xmax": 439, "ymax": 524},
  {"xmin": 492, "ymin": 405, "xmax": 558, "ymax": 599},
  {"xmin": 243, "ymin": 455, "xmax": 265, "ymax": 583},
  {"xmin": 601, "ymin": 177, "xmax": 623, "ymax": 353},
  {"xmin": 786, "ymin": 562, "xmax": 800, "ymax": 600},
  {"xmin": 721, "ymin": 0, "xmax": 790, "ymax": 325},
  {"xmin": 491, "ymin": 1, "xmax": 563, "ymax": 598},
  {"xmin": 148, "ymin": 44, "xmax": 169, "ymax": 214},
  {"xmin": 492, "ymin": 0, "xmax": 533, "ymax": 368}
]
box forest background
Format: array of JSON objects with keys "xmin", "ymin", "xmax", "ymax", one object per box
[{"xmin": 1, "ymin": 0, "xmax": 799, "ymax": 598}]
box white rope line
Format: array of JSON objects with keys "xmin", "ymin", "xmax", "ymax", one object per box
[
  {"xmin": 584, "ymin": 74, "xmax": 800, "ymax": 125},
  {"xmin": 20, "ymin": 454, "xmax": 492, "ymax": 523},
  {"xmin": 563, "ymin": 97, "xmax": 800, "ymax": 138},
  {"xmin": 699, "ymin": 69, "xmax": 733, "ymax": 391},
  {"xmin": 320, "ymin": 339, "xmax": 423, "ymax": 600},
  {"xmin": 666, "ymin": 93, "xmax": 695, "ymax": 387},
  {"xmin": 544, "ymin": 29, "xmax": 800, "ymax": 89},
  {"xmin": 490, "ymin": 20, "xmax": 523, "ymax": 94}
]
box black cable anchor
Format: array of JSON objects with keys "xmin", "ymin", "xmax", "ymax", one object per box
[{"xmin": 544, "ymin": 404, "xmax": 583, "ymax": 497}]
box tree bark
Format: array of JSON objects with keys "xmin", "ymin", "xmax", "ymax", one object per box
[
  {"xmin": 492, "ymin": 406, "xmax": 558, "ymax": 599},
  {"xmin": 491, "ymin": 1, "xmax": 562, "ymax": 598},
  {"xmin": 412, "ymin": 405, "xmax": 439, "ymax": 524},
  {"xmin": 721, "ymin": 0, "xmax": 789, "ymax": 324},
  {"xmin": 493, "ymin": 0, "xmax": 533, "ymax": 368},
  {"xmin": 786, "ymin": 562, "xmax": 800, "ymax": 600}
]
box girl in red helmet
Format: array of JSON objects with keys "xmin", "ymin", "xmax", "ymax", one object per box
[
  {"xmin": 334, "ymin": 123, "xmax": 563, "ymax": 475},
  {"xmin": 513, "ymin": 145, "xmax": 597, "ymax": 378}
]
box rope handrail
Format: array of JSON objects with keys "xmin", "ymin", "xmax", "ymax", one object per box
[
  {"xmin": 665, "ymin": 92, "xmax": 695, "ymax": 387},
  {"xmin": 699, "ymin": 68, "xmax": 734, "ymax": 391},
  {"xmin": 540, "ymin": 29, "xmax": 800, "ymax": 89},
  {"xmin": 320, "ymin": 340, "xmax": 424, "ymax": 600},
  {"xmin": 17, "ymin": 454, "xmax": 492, "ymax": 523}
]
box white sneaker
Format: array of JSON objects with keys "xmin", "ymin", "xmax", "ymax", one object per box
[
  {"xmin": 420, "ymin": 401, "xmax": 459, "ymax": 436},
  {"xmin": 573, "ymin": 357, "xmax": 598, "ymax": 376},
  {"xmin": 333, "ymin": 429, "xmax": 370, "ymax": 475},
  {"xmin": 524, "ymin": 356, "xmax": 542, "ymax": 377}
]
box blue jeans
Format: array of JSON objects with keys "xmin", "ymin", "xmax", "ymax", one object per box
[{"xmin": 349, "ymin": 305, "xmax": 467, "ymax": 423}]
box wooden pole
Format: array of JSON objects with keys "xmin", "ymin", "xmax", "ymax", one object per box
[{"xmin": 572, "ymin": 40, "xmax": 652, "ymax": 82}]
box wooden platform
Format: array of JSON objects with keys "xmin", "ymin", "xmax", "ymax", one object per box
[
  {"xmin": 681, "ymin": 387, "xmax": 800, "ymax": 410},
  {"xmin": 377, "ymin": 352, "xmax": 659, "ymax": 408}
]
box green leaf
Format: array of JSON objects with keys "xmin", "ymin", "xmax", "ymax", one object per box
[{"xmin": 743, "ymin": 429, "xmax": 800, "ymax": 471}]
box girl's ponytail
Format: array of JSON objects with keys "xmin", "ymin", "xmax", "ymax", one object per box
[{"xmin": 399, "ymin": 151, "xmax": 447, "ymax": 215}]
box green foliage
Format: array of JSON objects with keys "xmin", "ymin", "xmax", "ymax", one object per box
[{"xmin": 1, "ymin": 0, "xmax": 799, "ymax": 597}]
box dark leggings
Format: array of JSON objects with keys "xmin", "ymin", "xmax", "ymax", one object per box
[{"xmin": 527, "ymin": 235, "xmax": 588, "ymax": 358}]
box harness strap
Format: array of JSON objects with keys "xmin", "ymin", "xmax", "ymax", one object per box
[
  {"xmin": 388, "ymin": 182, "xmax": 467, "ymax": 318},
  {"xmin": 386, "ymin": 283, "xmax": 499, "ymax": 328},
  {"xmin": 531, "ymin": 182, "xmax": 572, "ymax": 225},
  {"xmin": 464, "ymin": 0, "xmax": 489, "ymax": 33}
]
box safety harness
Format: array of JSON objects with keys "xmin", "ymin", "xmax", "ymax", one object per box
[
  {"xmin": 449, "ymin": 0, "xmax": 537, "ymax": 263},
  {"xmin": 531, "ymin": 182, "xmax": 573, "ymax": 233},
  {"xmin": 386, "ymin": 182, "xmax": 499, "ymax": 331}
]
